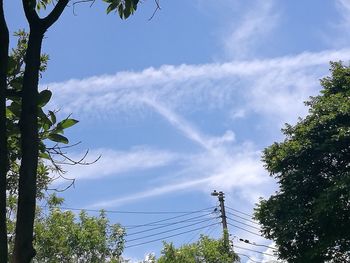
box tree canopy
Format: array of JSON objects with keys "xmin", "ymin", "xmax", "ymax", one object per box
[
  {"xmin": 255, "ymin": 62, "xmax": 350, "ymax": 262},
  {"xmin": 33, "ymin": 196, "xmax": 125, "ymax": 263},
  {"xmin": 157, "ymin": 235, "xmax": 239, "ymax": 263}
]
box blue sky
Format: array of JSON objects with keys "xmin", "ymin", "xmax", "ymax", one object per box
[{"xmin": 5, "ymin": 0, "xmax": 350, "ymax": 262}]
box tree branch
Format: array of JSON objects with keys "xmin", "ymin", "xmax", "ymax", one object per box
[
  {"xmin": 149, "ymin": 0, "xmax": 161, "ymax": 21},
  {"xmin": 42, "ymin": 0, "xmax": 69, "ymax": 30},
  {"xmin": 22, "ymin": 0, "xmax": 40, "ymax": 26}
]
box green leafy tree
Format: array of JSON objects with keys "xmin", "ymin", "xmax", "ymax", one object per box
[
  {"xmin": 32, "ymin": 195, "xmax": 125, "ymax": 263},
  {"xmin": 0, "ymin": 1, "xmax": 141, "ymax": 262},
  {"xmin": 255, "ymin": 62, "xmax": 350, "ymax": 262},
  {"xmin": 157, "ymin": 235, "xmax": 239, "ymax": 263},
  {"xmin": 7, "ymin": 194, "xmax": 126, "ymax": 263}
]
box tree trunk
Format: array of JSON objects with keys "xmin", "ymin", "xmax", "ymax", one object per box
[
  {"xmin": 10, "ymin": 1, "xmax": 68, "ymax": 262},
  {"xmin": 0, "ymin": 0, "xmax": 9, "ymax": 262},
  {"xmin": 12, "ymin": 27, "xmax": 44, "ymax": 263}
]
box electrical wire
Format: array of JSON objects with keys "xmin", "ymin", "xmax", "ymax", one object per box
[
  {"xmin": 124, "ymin": 222, "xmax": 220, "ymax": 248},
  {"xmin": 126, "ymin": 218, "xmax": 218, "ymax": 243},
  {"xmin": 54, "ymin": 205, "xmax": 216, "ymax": 215},
  {"xmin": 227, "ymin": 222, "xmax": 263, "ymax": 237},
  {"xmin": 184, "ymin": 217, "xmax": 220, "ymax": 245},
  {"xmin": 236, "ymin": 253, "xmax": 261, "ymax": 263},
  {"xmin": 123, "ymin": 206, "xmax": 216, "ymax": 229},
  {"xmin": 233, "ymin": 244, "xmax": 276, "ymax": 257},
  {"xmin": 227, "ymin": 216, "xmax": 261, "ymax": 231},
  {"xmin": 237, "ymin": 237, "xmax": 277, "ymax": 250},
  {"xmin": 226, "ymin": 206, "xmax": 256, "ymax": 219},
  {"xmin": 226, "ymin": 211, "xmax": 260, "ymax": 226},
  {"xmin": 126, "ymin": 214, "xmax": 218, "ymax": 237},
  {"xmin": 124, "ymin": 216, "xmax": 216, "ymax": 229}
]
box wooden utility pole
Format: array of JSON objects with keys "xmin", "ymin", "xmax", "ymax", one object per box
[{"xmin": 211, "ymin": 190, "xmax": 229, "ymax": 248}]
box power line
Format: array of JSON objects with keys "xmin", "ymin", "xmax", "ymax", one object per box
[
  {"xmin": 127, "ymin": 214, "xmax": 218, "ymax": 237},
  {"xmin": 237, "ymin": 237, "xmax": 277, "ymax": 250},
  {"xmin": 227, "ymin": 222, "xmax": 263, "ymax": 238},
  {"xmin": 123, "ymin": 206, "xmax": 216, "ymax": 229},
  {"xmin": 236, "ymin": 253, "xmax": 261, "ymax": 263},
  {"xmin": 227, "ymin": 216, "xmax": 261, "ymax": 231},
  {"xmin": 226, "ymin": 206, "xmax": 256, "ymax": 219},
  {"xmin": 125, "ymin": 222, "xmax": 220, "ymax": 248},
  {"xmin": 126, "ymin": 218, "xmax": 218, "ymax": 243},
  {"xmin": 184, "ymin": 217, "xmax": 221, "ymax": 245},
  {"xmin": 234, "ymin": 244, "xmax": 276, "ymax": 257},
  {"xmin": 54, "ymin": 206, "xmax": 216, "ymax": 215},
  {"xmin": 125, "ymin": 216, "xmax": 216, "ymax": 229},
  {"xmin": 226, "ymin": 211, "xmax": 260, "ymax": 226}
]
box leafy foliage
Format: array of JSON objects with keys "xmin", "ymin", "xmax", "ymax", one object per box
[
  {"xmin": 35, "ymin": 0, "xmax": 140, "ymax": 19},
  {"xmin": 103, "ymin": 0, "xmax": 139, "ymax": 19},
  {"xmin": 255, "ymin": 62, "xmax": 350, "ymax": 262},
  {"xmin": 32, "ymin": 195, "xmax": 125, "ymax": 263},
  {"xmin": 7, "ymin": 194, "xmax": 125, "ymax": 263},
  {"xmin": 157, "ymin": 235, "xmax": 239, "ymax": 263},
  {"xmin": 5, "ymin": 31, "xmax": 126, "ymax": 262},
  {"xmin": 6, "ymin": 30, "xmax": 79, "ymax": 197}
]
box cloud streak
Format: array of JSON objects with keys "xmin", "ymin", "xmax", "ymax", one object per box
[
  {"xmin": 223, "ymin": 0, "xmax": 279, "ymax": 58},
  {"xmin": 55, "ymin": 147, "xmax": 180, "ymax": 182},
  {"xmin": 88, "ymin": 105, "xmax": 268, "ymax": 208},
  {"xmin": 46, "ymin": 48, "xmax": 350, "ymax": 208},
  {"xmin": 48, "ymin": 48, "xmax": 350, "ymax": 125}
]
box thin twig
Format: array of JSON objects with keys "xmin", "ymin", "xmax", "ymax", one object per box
[
  {"xmin": 148, "ymin": 0, "xmax": 160, "ymax": 21},
  {"xmin": 71, "ymin": 0, "xmax": 95, "ymax": 16}
]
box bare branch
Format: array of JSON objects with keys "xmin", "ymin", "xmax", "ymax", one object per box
[
  {"xmin": 148, "ymin": 0, "xmax": 160, "ymax": 21},
  {"xmin": 71, "ymin": 0, "xmax": 96, "ymax": 16},
  {"xmin": 46, "ymin": 177, "xmax": 75, "ymax": 192}
]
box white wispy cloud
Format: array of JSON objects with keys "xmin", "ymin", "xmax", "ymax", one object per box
[
  {"xmin": 55, "ymin": 147, "xmax": 180, "ymax": 182},
  {"xmin": 324, "ymin": 0, "xmax": 350, "ymax": 48},
  {"xmin": 336, "ymin": 0, "xmax": 350, "ymax": 28},
  {"xmin": 90, "ymin": 176, "xmax": 213, "ymax": 208},
  {"xmin": 48, "ymin": 49, "xmax": 350, "ymax": 126},
  {"xmin": 141, "ymin": 97, "xmax": 235, "ymax": 151},
  {"xmin": 88, "ymin": 104, "xmax": 269, "ymax": 208},
  {"xmin": 89, "ymin": 146, "xmax": 269, "ymax": 208},
  {"xmin": 223, "ymin": 0, "xmax": 279, "ymax": 58},
  {"xmin": 46, "ymin": 49, "xmax": 350, "ymax": 208}
]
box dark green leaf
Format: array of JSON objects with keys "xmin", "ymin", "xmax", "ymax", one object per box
[
  {"xmin": 107, "ymin": 0, "xmax": 120, "ymax": 14},
  {"xmin": 9, "ymin": 76, "xmax": 23, "ymax": 91},
  {"xmin": 48, "ymin": 134, "xmax": 69, "ymax": 144},
  {"xmin": 48, "ymin": 110, "xmax": 56, "ymax": 124},
  {"xmin": 39, "ymin": 152, "xmax": 50, "ymax": 160},
  {"xmin": 38, "ymin": 90, "xmax": 52, "ymax": 107},
  {"xmin": 118, "ymin": 4, "xmax": 124, "ymax": 18},
  {"xmin": 7, "ymin": 102, "xmax": 21, "ymax": 118},
  {"xmin": 57, "ymin": 118, "xmax": 79, "ymax": 129},
  {"xmin": 38, "ymin": 108, "xmax": 52, "ymax": 131},
  {"xmin": 7, "ymin": 56, "xmax": 17, "ymax": 74}
]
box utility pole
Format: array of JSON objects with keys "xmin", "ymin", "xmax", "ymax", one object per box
[{"xmin": 211, "ymin": 190, "xmax": 229, "ymax": 248}]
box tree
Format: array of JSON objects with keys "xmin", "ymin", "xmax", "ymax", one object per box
[
  {"xmin": 255, "ymin": 62, "xmax": 350, "ymax": 262},
  {"xmin": 4, "ymin": 29, "xmax": 108, "ymax": 263},
  {"xmin": 33, "ymin": 195, "xmax": 125, "ymax": 263},
  {"xmin": 6, "ymin": 194, "xmax": 126, "ymax": 263},
  {"xmin": 156, "ymin": 235, "xmax": 239, "ymax": 263},
  {"xmin": 0, "ymin": 1, "xmax": 140, "ymax": 262}
]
